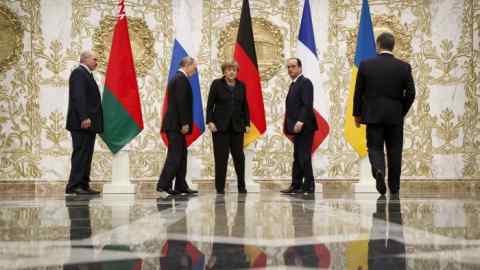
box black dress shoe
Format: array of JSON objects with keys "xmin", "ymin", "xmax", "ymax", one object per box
[
  {"xmin": 175, "ymin": 188, "xmax": 198, "ymax": 194},
  {"xmin": 156, "ymin": 187, "xmax": 181, "ymax": 195},
  {"xmin": 67, "ymin": 187, "xmax": 92, "ymax": 195},
  {"xmin": 217, "ymin": 190, "xmax": 225, "ymax": 195},
  {"xmin": 238, "ymin": 189, "xmax": 247, "ymax": 194},
  {"xmin": 280, "ymin": 186, "xmax": 302, "ymax": 194},
  {"xmin": 373, "ymin": 169, "xmax": 387, "ymax": 195},
  {"xmin": 301, "ymin": 187, "xmax": 315, "ymax": 194},
  {"xmin": 85, "ymin": 188, "xmax": 100, "ymax": 195}
]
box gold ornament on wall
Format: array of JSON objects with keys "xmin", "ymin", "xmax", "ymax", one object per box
[
  {"xmin": 218, "ymin": 17, "xmax": 284, "ymax": 81},
  {"xmin": 346, "ymin": 15, "xmax": 412, "ymax": 64},
  {"xmin": 93, "ymin": 16, "xmax": 155, "ymax": 77},
  {"xmin": 0, "ymin": 4, "xmax": 23, "ymax": 73}
]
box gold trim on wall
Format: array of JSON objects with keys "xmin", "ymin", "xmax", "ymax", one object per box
[
  {"xmin": 0, "ymin": 4, "xmax": 23, "ymax": 73},
  {"xmin": 93, "ymin": 15, "xmax": 156, "ymax": 77},
  {"xmin": 218, "ymin": 17, "xmax": 284, "ymax": 81}
]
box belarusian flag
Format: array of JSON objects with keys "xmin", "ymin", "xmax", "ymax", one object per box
[
  {"xmin": 234, "ymin": 0, "xmax": 267, "ymax": 147},
  {"xmin": 100, "ymin": 0, "xmax": 144, "ymax": 153}
]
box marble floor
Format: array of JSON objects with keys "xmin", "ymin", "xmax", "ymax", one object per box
[{"xmin": 1, "ymin": 192, "xmax": 480, "ymax": 269}]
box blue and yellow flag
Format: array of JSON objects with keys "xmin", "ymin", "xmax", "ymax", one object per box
[{"xmin": 343, "ymin": 0, "xmax": 377, "ymax": 158}]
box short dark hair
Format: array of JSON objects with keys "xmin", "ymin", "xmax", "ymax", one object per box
[
  {"xmin": 287, "ymin": 57, "xmax": 302, "ymax": 68},
  {"xmin": 376, "ymin": 32, "xmax": 395, "ymax": 51}
]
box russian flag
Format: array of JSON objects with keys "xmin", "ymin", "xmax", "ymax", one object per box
[
  {"xmin": 161, "ymin": 0, "xmax": 204, "ymax": 147},
  {"xmin": 296, "ymin": 0, "xmax": 330, "ymax": 152}
]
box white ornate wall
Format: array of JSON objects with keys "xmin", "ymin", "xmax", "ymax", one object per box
[{"xmin": 0, "ymin": 0, "xmax": 479, "ymax": 187}]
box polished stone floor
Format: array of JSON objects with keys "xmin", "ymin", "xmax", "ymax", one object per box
[{"xmin": 1, "ymin": 192, "xmax": 480, "ymax": 269}]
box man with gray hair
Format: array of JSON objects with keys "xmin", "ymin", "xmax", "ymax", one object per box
[
  {"xmin": 157, "ymin": 56, "xmax": 198, "ymax": 195},
  {"xmin": 66, "ymin": 50, "xmax": 103, "ymax": 195}
]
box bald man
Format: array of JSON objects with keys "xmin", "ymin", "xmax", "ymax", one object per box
[{"xmin": 66, "ymin": 51, "xmax": 103, "ymax": 195}]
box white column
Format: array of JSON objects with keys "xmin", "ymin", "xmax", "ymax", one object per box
[
  {"xmin": 354, "ymin": 157, "xmax": 377, "ymax": 193},
  {"xmin": 185, "ymin": 154, "xmax": 197, "ymax": 189},
  {"xmin": 103, "ymin": 195, "xmax": 135, "ymax": 245},
  {"xmin": 102, "ymin": 150, "xmax": 136, "ymax": 194},
  {"xmin": 244, "ymin": 148, "xmax": 260, "ymax": 192}
]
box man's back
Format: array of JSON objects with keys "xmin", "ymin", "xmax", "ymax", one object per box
[{"xmin": 353, "ymin": 53, "xmax": 415, "ymax": 124}]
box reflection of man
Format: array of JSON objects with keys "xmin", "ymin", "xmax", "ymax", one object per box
[
  {"xmin": 157, "ymin": 56, "xmax": 199, "ymax": 196},
  {"xmin": 66, "ymin": 51, "xmax": 103, "ymax": 195},
  {"xmin": 368, "ymin": 195, "xmax": 406, "ymax": 269},
  {"xmin": 281, "ymin": 58, "xmax": 318, "ymax": 194},
  {"xmin": 64, "ymin": 196, "xmax": 98, "ymax": 270},
  {"xmin": 353, "ymin": 32, "xmax": 415, "ymax": 195},
  {"xmin": 206, "ymin": 195, "xmax": 266, "ymax": 269},
  {"xmin": 284, "ymin": 194, "xmax": 331, "ymax": 268},
  {"xmin": 159, "ymin": 196, "xmax": 205, "ymax": 269}
]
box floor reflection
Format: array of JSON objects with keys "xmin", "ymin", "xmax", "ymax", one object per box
[
  {"xmin": 368, "ymin": 195, "xmax": 405, "ymax": 270},
  {"xmin": 1, "ymin": 192, "xmax": 479, "ymax": 269}
]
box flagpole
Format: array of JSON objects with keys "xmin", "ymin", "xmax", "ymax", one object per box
[
  {"xmin": 354, "ymin": 157, "xmax": 376, "ymax": 192},
  {"xmin": 244, "ymin": 147, "xmax": 260, "ymax": 192}
]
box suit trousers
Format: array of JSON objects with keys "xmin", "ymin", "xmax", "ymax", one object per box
[
  {"xmin": 366, "ymin": 123, "xmax": 404, "ymax": 193},
  {"xmin": 212, "ymin": 130, "xmax": 245, "ymax": 192},
  {"xmin": 291, "ymin": 131, "xmax": 315, "ymax": 189},
  {"xmin": 158, "ymin": 132, "xmax": 188, "ymax": 191},
  {"xmin": 66, "ymin": 131, "xmax": 96, "ymax": 192}
]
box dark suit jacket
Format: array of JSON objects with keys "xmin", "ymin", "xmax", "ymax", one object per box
[
  {"xmin": 161, "ymin": 71, "xmax": 193, "ymax": 134},
  {"xmin": 284, "ymin": 75, "xmax": 318, "ymax": 135},
  {"xmin": 66, "ymin": 65, "xmax": 103, "ymax": 133},
  {"xmin": 353, "ymin": 53, "xmax": 416, "ymax": 124},
  {"xmin": 206, "ymin": 78, "xmax": 250, "ymax": 133}
]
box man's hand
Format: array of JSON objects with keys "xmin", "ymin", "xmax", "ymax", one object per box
[
  {"xmin": 181, "ymin": 124, "xmax": 190, "ymax": 134},
  {"xmin": 208, "ymin": 122, "xmax": 217, "ymax": 133},
  {"xmin": 354, "ymin": 116, "xmax": 361, "ymax": 128},
  {"xmin": 293, "ymin": 121, "xmax": 304, "ymax": 133},
  {"xmin": 81, "ymin": 118, "xmax": 92, "ymax": 129},
  {"xmin": 245, "ymin": 126, "xmax": 250, "ymax": 133}
]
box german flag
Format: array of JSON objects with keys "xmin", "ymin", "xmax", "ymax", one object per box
[{"xmin": 234, "ymin": 0, "xmax": 266, "ymax": 147}]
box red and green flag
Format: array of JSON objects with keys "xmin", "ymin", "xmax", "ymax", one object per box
[{"xmin": 100, "ymin": 0, "xmax": 144, "ymax": 153}]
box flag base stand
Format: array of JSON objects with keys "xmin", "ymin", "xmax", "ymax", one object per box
[
  {"xmin": 244, "ymin": 149, "xmax": 261, "ymax": 192},
  {"xmin": 354, "ymin": 157, "xmax": 377, "ymax": 193},
  {"xmin": 103, "ymin": 150, "xmax": 136, "ymax": 194}
]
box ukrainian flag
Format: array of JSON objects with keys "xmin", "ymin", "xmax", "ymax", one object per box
[{"xmin": 344, "ymin": 0, "xmax": 377, "ymax": 158}]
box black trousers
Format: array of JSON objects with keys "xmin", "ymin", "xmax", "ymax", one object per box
[
  {"xmin": 366, "ymin": 123, "xmax": 404, "ymax": 193},
  {"xmin": 158, "ymin": 132, "xmax": 188, "ymax": 191},
  {"xmin": 66, "ymin": 131, "xmax": 96, "ymax": 192},
  {"xmin": 291, "ymin": 131, "xmax": 315, "ymax": 189},
  {"xmin": 212, "ymin": 131, "xmax": 245, "ymax": 192}
]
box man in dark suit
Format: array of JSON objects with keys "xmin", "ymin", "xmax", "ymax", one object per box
[
  {"xmin": 353, "ymin": 32, "xmax": 416, "ymax": 195},
  {"xmin": 281, "ymin": 58, "xmax": 318, "ymax": 194},
  {"xmin": 66, "ymin": 51, "xmax": 103, "ymax": 195},
  {"xmin": 157, "ymin": 56, "xmax": 198, "ymax": 195}
]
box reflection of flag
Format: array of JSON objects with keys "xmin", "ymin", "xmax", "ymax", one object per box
[
  {"xmin": 100, "ymin": 0, "xmax": 143, "ymax": 153},
  {"xmin": 234, "ymin": 0, "xmax": 267, "ymax": 147},
  {"xmin": 343, "ymin": 0, "xmax": 376, "ymax": 157},
  {"xmin": 244, "ymin": 245, "xmax": 267, "ymax": 267},
  {"xmin": 296, "ymin": 0, "xmax": 329, "ymax": 153},
  {"xmin": 161, "ymin": 0, "xmax": 204, "ymax": 147},
  {"xmin": 161, "ymin": 240, "xmax": 205, "ymax": 270}
]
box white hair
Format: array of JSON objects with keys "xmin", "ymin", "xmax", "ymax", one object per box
[{"xmin": 79, "ymin": 50, "xmax": 93, "ymax": 63}]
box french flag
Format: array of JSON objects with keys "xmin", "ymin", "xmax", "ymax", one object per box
[
  {"xmin": 161, "ymin": 0, "xmax": 205, "ymax": 147},
  {"xmin": 297, "ymin": 0, "xmax": 329, "ymax": 152}
]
